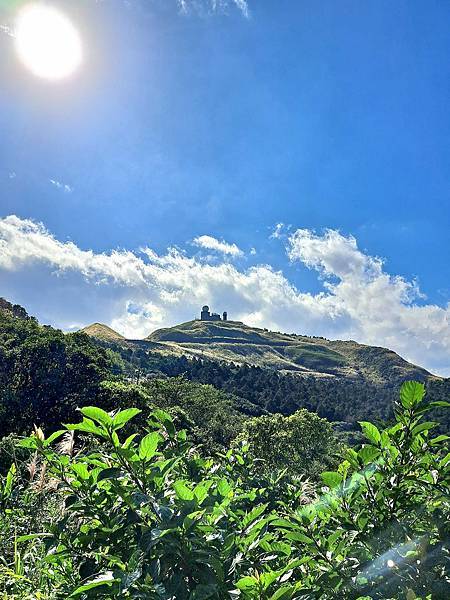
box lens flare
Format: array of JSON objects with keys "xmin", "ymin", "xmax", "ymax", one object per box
[{"xmin": 15, "ymin": 4, "xmax": 82, "ymax": 79}]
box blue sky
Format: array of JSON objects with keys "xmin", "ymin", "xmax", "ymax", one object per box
[{"xmin": 0, "ymin": 0, "xmax": 449, "ymax": 374}]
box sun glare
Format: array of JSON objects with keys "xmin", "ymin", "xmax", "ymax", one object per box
[{"xmin": 15, "ymin": 4, "xmax": 82, "ymax": 80}]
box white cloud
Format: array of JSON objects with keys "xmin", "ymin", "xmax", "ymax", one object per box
[
  {"xmin": 192, "ymin": 234, "xmax": 243, "ymax": 257},
  {"xmin": 176, "ymin": 0, "xmax": 250, "ymax": 17},
  {"xmin": 270, "ymin": 222, "xmax": 285, "ymax": 239},
  {"xmin": 0, "ymin": 215, "xmax": 448, "ymax": 376},
  {"xmin": 49, "ymin": 179, "xmax": 73, "ymax": 194}
]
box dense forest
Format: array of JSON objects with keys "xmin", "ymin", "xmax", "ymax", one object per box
[{"xmin": 0, "ymin": 300, "xmax": 449, "ymax": 598}]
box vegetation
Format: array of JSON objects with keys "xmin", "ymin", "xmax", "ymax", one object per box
[
  {"xmin": 0, "ymin": 381, "xmax": 448, "ymax": 598},
  {"xmin": 234, "ymin": 410, "xmax": 337, "ymax": 477},
  {"xmin": 0, "ymin": 302, "xmax": 123, "ymax": 437},
  {"xmin": 143, "ymin": 319, "xmax": 432, "ymax": 383}
]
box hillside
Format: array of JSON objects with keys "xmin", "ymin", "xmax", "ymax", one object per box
[
  {"xmin": 1, "ymin": 298, "xmax": 448, "ymax": 435},
  {"xmin": 147, "ymin": 319, "xmax": 432, "ymax": 384},
  {"xmin": 81, "ymin": 318, "xmax": 433, "ymax": 385},
  {"xmin": 80, "ymin": 322, "xmax": 126, "ymax": 341}
]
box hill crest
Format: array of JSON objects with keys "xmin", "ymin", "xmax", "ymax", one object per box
[
  {"xmin": 81, "ymin": 318, "xmax": 432, "ymax": 384},
  {"xmin": 80, "ymin": 323, "xmax": 125, "ymax": 341}
]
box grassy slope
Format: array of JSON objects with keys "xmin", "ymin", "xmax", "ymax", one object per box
[
  {"xmin": 81, "ymin": 319, "xmax": 433, "ymax": 384},
  {"xmin": 80, "ymin": 323, "xmax": 126, "ymax": 341},
  {"xmin": 145, "ymin": 320, "xmax": 432, "ymax": 384}
]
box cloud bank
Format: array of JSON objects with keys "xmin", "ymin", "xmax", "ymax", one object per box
[{"xmin": 0, "ymin": 215, "xmax": 448, "ymax": 375}]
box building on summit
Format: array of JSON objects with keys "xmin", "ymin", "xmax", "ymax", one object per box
[{"xmin": 200, "ymin": 305, "xmax": 228, "ymax": 322}]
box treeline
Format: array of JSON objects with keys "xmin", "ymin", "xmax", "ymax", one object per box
[
  {"xmin": 1, "ymin": 299, "xmax": 448, "ymax": 443},
  {"xmin": 0, "ymin": 303, "xmax": 123, "ymax": 436},
  {"xmin": 104, "ymin": 343, "xmax": 450, "ymax": 431}
]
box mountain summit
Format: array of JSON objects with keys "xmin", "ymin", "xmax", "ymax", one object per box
[
  {"xmin": 80, "ymin": 323, "xmax": 125, "ymax": 341},
  {"xmin": 81, "ymin": 317, "xmax": 432, "ymax": 385}
]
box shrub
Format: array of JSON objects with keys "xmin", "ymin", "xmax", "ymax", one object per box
[{"xmin": 0, "ymin": 381, "xmax": 448, "ymax": 598}]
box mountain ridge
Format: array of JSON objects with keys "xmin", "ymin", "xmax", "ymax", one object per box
[{"xmin": 80, "ymin": 318, "xmax": 433, "ymax": 385}]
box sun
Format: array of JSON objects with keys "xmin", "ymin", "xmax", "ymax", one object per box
[{"xmin": 15, "ymin": 4, "xmax": 82, "ymax": 80}]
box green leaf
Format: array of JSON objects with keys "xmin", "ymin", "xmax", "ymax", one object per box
[
  {"xmin": 439, "ymin": 452, "xmax": 450, "ymax": 468},
  {"xmin": 66, "ymin": 418, "xmax": 105, "ymax": 437},
  {"xmin": 429, "ymin": 434, "xmax": 450, "ymax": 445},
  {"xmin": 193, "ymin": 484, "xmax": 209, "ymax": 504},
  {"xmin": 321, "ymin": 471, "xmax": 342, "ymax": 488},
  {"xmin": 80, "ymin": 406, "xmax": 112, "ymax": 426},
  {"xmin": 358, "ymin": 445, "xmax": 381, "ymax": 465},
  {"xmin": 138, "ymin": 432, "xmax": 159, "ymax": 460},
  {"xmin": 71, "ymin": 463, "xmax": 90, "ymax": 480},
  {"xmin": 242, "ymin": 503, "xmax": 269, "ymax": 529},
  {"xmin": 411, "ymin": 421, "xmax": 437, "ymax": 436},
  {"xmin": 359, "ymin": 422, "xmax": 381, "ymax": 445},
  {"xmin": 173, "ymin": 481, "xmax": 194, "ymax": 501},
  {"xmin": 429, "ymin": 400, "xmax": 450, "ymax": 408},
  {"xmin": 4, "ymin": 463, "xmax": 16, "ymax": 497},
  {"xmin": 44, "ymin": 430, "xmax": 66, "ymax": 446},
  {"xmin": 122, "ymin": 433, "xmax": 139, "ymax": 449},
  {"xmin": 16, "ymin": 533, "xmax": 52, "ymax": 543},
  {"xmin": 112, "ymin": 408, "xmax": 142, "ymax": 429},
  {"xmin": 217, "ymin": 478, "xmax": 232, "ymax": 497},
  {"xmin": 97, "ymin": 467, "xmax": 123, "ymax": 482},
  {"xmin": 270, "ymin": 586, "xmax": 296, "ymax": 600},
  {"xmin": 236, "ymin": 576, "xmax": 258, "ymax": 591},
  {"xmin": 69, "ymin": 572, "xmax": 117, "ymax": 597},
  {"xmin": 400, "ymin": 381, "xmax": 425, "ymax": 409},
  {"xmin": 285, "ymin": 531, "xmax": 313, "ymax": 544}
]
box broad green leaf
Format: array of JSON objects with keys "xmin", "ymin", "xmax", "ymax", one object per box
[
  {"xmin": 358, "ymin": 445, "xmax": 381, "ymax": 465},
  {"xmin": 411, "ymin": 421, "xmax": 437, "ymax": 436},
  {"xmin": 270, "ymin": 586, "xmax": 296, "ymax": 600},
  {"xmin": 69, "ymin": 572, "xmax": 117, "ymax": 597},
  {"xmin": 429, "ymin": 434, "xmax": 450, "ymax": 445},
  {"xmin": 359, "ymin": 422, "xmax": 381, "ymax": 445},
  {"xmin": 285, "ymin": 531, "xmax": 313, "ymax": 544},
  {"xmin": 44, "ymin": 430, "xmax": 66, "ymax": 446},
  {"xmin": 236, "ymin": 576, "xmax": 258, "ymax": 591},
  {"xmin": 217, "ymin": 478, "xmax": 232, "ymax": 497},
  {"xmin": 193, "ymin": 484, "xmax": 208, "ymax": 504},
  {"xmin": 400, "ymin": 381, "xmax": 425, "ymax": 408},
  {"xmin": 112, "ymin": 408, "xmax": 142, "ymax": 429},
  {"xmin": 16, "ymin": 533, "xmax": 52, "ymax": 543},
  {"xmin": 173, "ymin": 481, "xmax": 194, "ymax": 501},
  {"xmin": 66, "ymin": 418, "xmax": 105, "ymax": 437},
  {"xmin": 97, "ymin": 467, "xmax": 123, "ymax": 482},
  {"xmin": 80, "ymin": 406, "xmax": 112, "ymax": 426},
  {"xmin": 438, "ymin": 452, "xmax": 450, "ymax": 468},
  {"xmin": 243, "ymin": 503, "xmax": 269, "ymax": 529},
  {"xmin": 122, "ymin": 433, "xmax": 139, "ymax": 449},
  {"xmin": 138, "ymin": 432, "xmax": 159, "ymax": 460},
  {"xmin": 321, "ymin": 471, "xmax": 342, "ymax": 488},
  {"xmin": 71, "ymin": 463, "xmax": 89, "ymax": 480}
]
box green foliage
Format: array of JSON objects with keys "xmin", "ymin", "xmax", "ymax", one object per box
[
  {"xmin": 141, "ymin": 377, "xmax": 246, "ymax": 452},
  {"xmin": 235, "ymin": 409, "xmax": 337, "ymax": 478},
  {"xmin": 0, "ymin": 381, "xmax": 448, "ymax": 598},
  {"xmin": 0, "ymin": 308, "xmax": 121, "ymax": 436}
]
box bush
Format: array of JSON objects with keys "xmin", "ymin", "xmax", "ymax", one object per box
[{"xmin": 0, "ymin": 381, "xmax": 448, "ymax": 598}]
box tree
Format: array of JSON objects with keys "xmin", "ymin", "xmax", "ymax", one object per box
[{"xmin": 235, "ymin": 408, "xmax": 337, "ymax": 477}]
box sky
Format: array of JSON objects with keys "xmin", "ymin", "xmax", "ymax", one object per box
[{"xmin": 0, "ymin": 0, "xmax": 449, "ymax": 375}]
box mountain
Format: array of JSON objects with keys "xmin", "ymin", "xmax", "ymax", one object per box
[
  {"xmin": 80, "ymin": 323, "xmax": 126, "ymax": 341},
  {"xmin": 82, "ymin": 318, "xmax": 433, "ymax": 385},
  {"xmin": 1, "ymin": 298, "xmax": 447, "ymax": 435}
]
